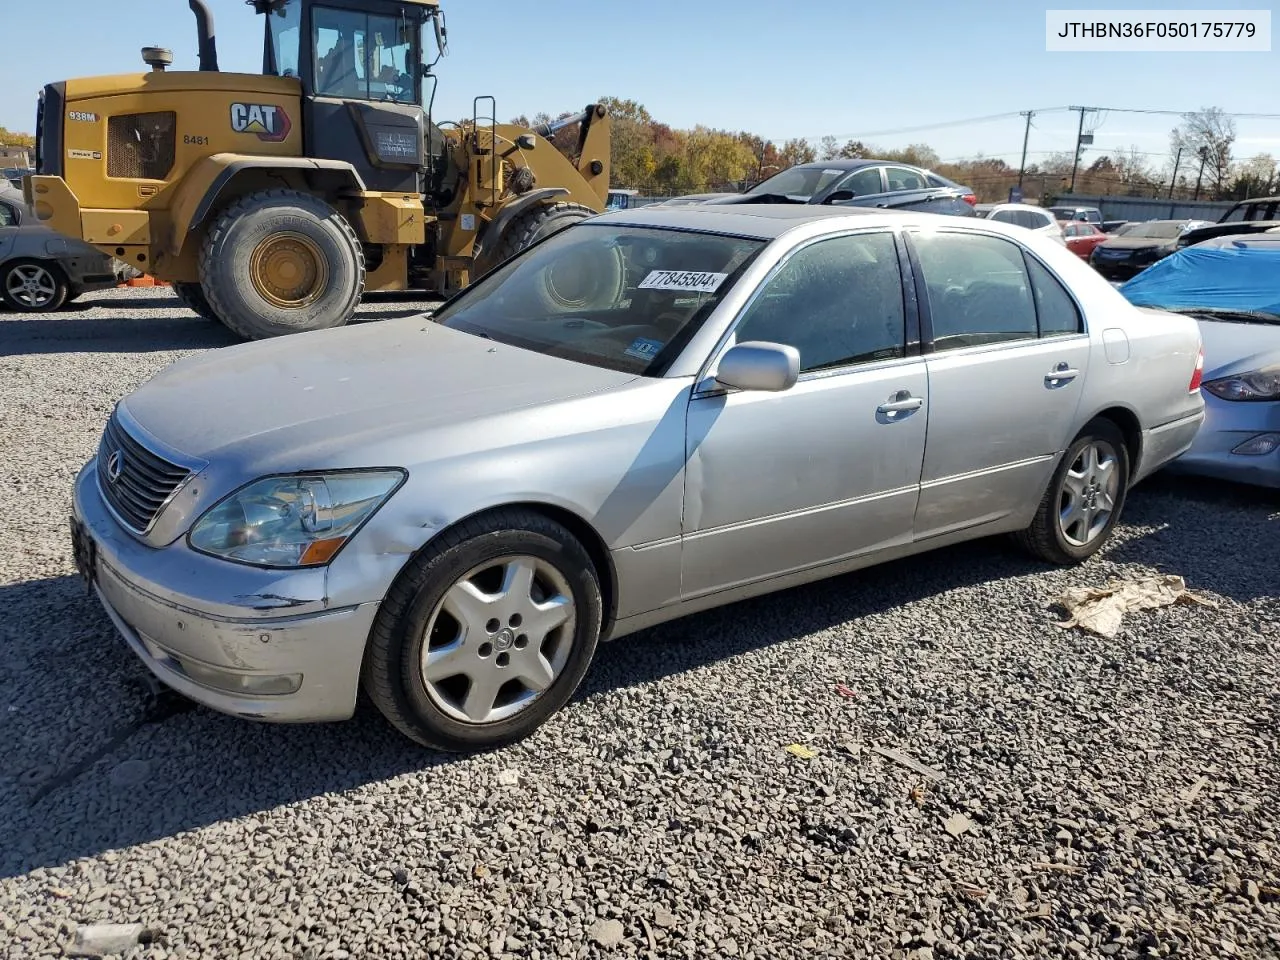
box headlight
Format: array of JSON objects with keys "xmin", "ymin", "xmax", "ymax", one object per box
[
  {"xmin": 1202, "ymin": 366, "xmax": 1280, "ymax": 402},
  {"xmin": 188, "ymin": 470, "xmax": 406, "ymax": 568}
]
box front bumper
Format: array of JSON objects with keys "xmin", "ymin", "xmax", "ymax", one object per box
[
  {"xmin": 1164, "ymin": 398, "xmax": 1280, "ymax": 489},
  {"xmin": 72, "ymin": 460, "xmax": 380, "ymax": 722}
]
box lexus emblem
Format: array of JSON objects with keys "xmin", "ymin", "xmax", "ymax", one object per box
[{"xmin": 105, "ymin": 450, "xmax": 123, "ymax": 484}]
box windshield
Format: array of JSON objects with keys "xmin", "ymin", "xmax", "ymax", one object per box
[
  {"xmin": 1114, "ymin": 221, "xmax": 1184, "ymax": 239},
  {"xmin": 746, "ymin": 165, "xmax": 847, "ymax": 200},
  {"xmin": 313, "ymin": 5, "xmax": 418, "ymax": 102},
  {"xmin": 265, "ymin": 0, "xmax": 302, "ymax": 78},
  {"xmin": 432, "ymin": 225, "xmax": 765, "ymax": 375}
]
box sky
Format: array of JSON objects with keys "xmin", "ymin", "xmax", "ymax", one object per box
[{"xmin": 2, "ymin": 0, "xmax": 1278, "ymax": 175}]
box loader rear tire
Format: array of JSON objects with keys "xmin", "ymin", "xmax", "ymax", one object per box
[
  {"xmin": 199, "ymin": 189, "xmax": 365, "ymax": 341},
  {"xmin": 172, "ymin": 282, "xmax": 218, "ymax": 322},
  {"xmin": 493, "ymin": 202, "xmax": 624, "ymax": 312}
]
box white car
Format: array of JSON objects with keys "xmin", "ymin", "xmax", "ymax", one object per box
[{"xmin": 982, "ymin": 203, "xmax": 1067, "ymax": 245}]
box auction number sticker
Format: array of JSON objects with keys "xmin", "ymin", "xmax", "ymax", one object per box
[{"xmin": 638, "ymin": 270, "xmax": 727, "ymax": 293}]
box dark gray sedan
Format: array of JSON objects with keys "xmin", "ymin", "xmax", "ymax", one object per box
[{"xmin": 0, "ymin": 184, "xmax": 128, "ymax": 311}]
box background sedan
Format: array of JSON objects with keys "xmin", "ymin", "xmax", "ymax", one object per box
[
  {"xmin": 0, "ymin": 182, "xmax": 130, "ymax": 311},
  {"xmin": 1120, "ymin": 234, "xmax": 1280, "ymax": 488}
]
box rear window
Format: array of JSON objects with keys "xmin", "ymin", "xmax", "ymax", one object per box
[{"xmin": 432, "ymin": 224, "xmax": 765, "ymax": 376}]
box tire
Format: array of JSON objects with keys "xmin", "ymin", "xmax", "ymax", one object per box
[
  {"xmin": 362, "ymin": 508, "xmax": 603, "ymax": 752},
  {"xmin": 1, "ymin": 259, "xmax": 69, "ymax": 312},
  {"xmin": 171, "ymin": 281, "xmax": 219, "ymax": 322},
  {"xmin": 491, "ymin": 202, "xmax": 623, "ymax": 312},
  {"xmin": 1014, "ymin": 417, "xmax": 1130, "ymax": 565},
  {"xmin": 199, "ymin": 188, "xmax": 365, "ymax": 340}
]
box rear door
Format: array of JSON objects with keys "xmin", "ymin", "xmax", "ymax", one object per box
[
  {"xmin": 903, "ymin": 228, "xmax": 1091, "ymax": 539},
  {"xmin": 879, "ymin": 165, "xmax": 962, "ymax": 214}
]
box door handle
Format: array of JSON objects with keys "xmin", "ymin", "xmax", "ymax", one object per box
[
  {"xmin": 1045, "ymin": 363, "xmax": 1080, "ymax": 386},
  {"xmin": 877, "ymin": 392, "xmax": 924, "ymax": 415}
]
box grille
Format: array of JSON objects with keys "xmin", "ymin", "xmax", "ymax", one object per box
[
  {"xmin": 107, "ymin": 111, "xmax": 177, "ymax": 180},
  {"xmin": 96, "ymin": 412, "xmax": 191, "ymax": 533}
]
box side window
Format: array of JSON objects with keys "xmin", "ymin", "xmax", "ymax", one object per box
[
  {"xmin": 1063, "ymin": 223, "xmax": 1079, "ymax": 237},
  {"xmin": 912, "ymin": 230, "xmax": 1037, "ymax": 350},
  {"xmin": 989, "ymin": 209, "xmax": 1018, "ymax": 225},
  {"xmin": 0, "ymin": 202, "xmax": 17, "ymax": 227},
  {"xmin": 1025, "ymin": 255, "xmax": 1083, "ymax": 337},
  {"xmin": 837, "ymin": 167, "xmax": 884, "ymax": 197},
  {"xmin": 733, "ymin": 232, "xmax": 906, "ymax": 373},
  {"xmin": 884, "ymin": 166, "xmax": 926, "ymax": 191}
]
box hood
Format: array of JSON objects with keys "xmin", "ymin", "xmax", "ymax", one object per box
[
  {"xmin": 121, "ymin": 318, "xmax": 637, "ymax": 465},
  {"xmin": 1097, "ymin": 236, "xmax": 1176, "ymax": 251},
  {"xmin": 1194, "ymin": 318, "xmax": 1280, "ymax": 379}
]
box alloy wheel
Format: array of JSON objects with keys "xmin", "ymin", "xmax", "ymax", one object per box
[
  {"xmin": 1058, "ymin": 440, "xmax": 1120, "ymax": 547},
  {"xmin": 420, "ymin": 555, "xmax": 577, "ymax": 724},
  {"xmin": 5, "ymin": 263, "xmax": 58, "ymax": 309}
]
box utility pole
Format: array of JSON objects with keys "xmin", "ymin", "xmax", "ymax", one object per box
[
  {"xmin": 1193, "ymin": 146, "xmax": 1209, "ymax": 201},
  {"xmin": 1167, "ymin": 146, "xmax": 1182, "ymax": 200},
  {"xmin": 1068, "ymin": 106, "xmax": 1093, "ymax": 193},
  {"xmin": 1017, "ymin": 111, "xmax": 1033, "ymax": 190}
]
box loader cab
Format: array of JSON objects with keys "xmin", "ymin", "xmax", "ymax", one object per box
[{"xmin": 258, "ymin": 0, "xmax": 441, "ymax": 193}]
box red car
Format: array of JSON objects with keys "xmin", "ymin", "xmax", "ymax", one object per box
[{"xmin": 1059, "ymin": 220, "xmax": 1108, "ymax": 260}]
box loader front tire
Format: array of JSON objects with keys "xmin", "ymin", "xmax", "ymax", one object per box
[
  {"xmin": 493, "ymin": 202, "xmax": 623, "ymax": 312},
  {"xmin": 199, "ymin": 189, "xmax": 365, "ymax": 340}
]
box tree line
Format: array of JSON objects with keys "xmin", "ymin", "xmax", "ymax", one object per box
[{"xmin": 518, "ymin": 100, "xmax": 1277, "ymax": 204}]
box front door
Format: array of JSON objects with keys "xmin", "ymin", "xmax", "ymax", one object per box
[
  {"xmin": 682, "ymin": 229, "xmax": 928, "ymax": 597},
  {"xmin": 904, "ymin": 228, "xmax": 1092, "ymax": 539}
]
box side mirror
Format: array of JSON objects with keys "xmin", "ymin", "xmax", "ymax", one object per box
[
  {"xmin": 715, "ymin": 341, "xmax": 800, "ymax": 392},
  {"xmin": 822, "ymin": 189, "xmax": 855, "ymax": 204}
]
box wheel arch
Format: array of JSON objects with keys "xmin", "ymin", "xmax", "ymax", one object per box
[
  {"xmin": 166, "ymin": 154, "xmax": 366, "ymax": 258},
  {"xmin": 387, "ymin": 498, "xmax": 621, "ymax": 641},
  {"xmin": 1079, "ymin": 404, "xmax": 1144, "ymax": 484}
]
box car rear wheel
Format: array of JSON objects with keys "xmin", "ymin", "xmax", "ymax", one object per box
[
  {"xmin": 1, "ymin": 259, "xmax": 69, "ymax": 312},
  {"xmin": 362, "ymin": 508, "xmax": 603, "ymax": 751},
  {"xmin": 1014, "ymin": 418, "xmax": 1130, "ymax": 564}
]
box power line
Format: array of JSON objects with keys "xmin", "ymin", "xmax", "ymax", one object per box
[{"xmin": 798, "ymin": 108, "xmax": 1072, "ymax": 142}]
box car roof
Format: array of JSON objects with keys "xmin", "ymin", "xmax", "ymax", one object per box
[
  {"xmin": 590, "ymin": 203, "xmax": 1014, "ymax": 241},
  {"xmin": 988, "ymin": 203, "xmax": 1052, "ymax": 213}
]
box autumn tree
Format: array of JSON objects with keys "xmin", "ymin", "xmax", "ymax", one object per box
[
  {"xmin": 0, "ymin": 127, "xmax": 35, "ymax": 148},
  {"xmin": 1170, "ymin": 107, "xmax": 1235, "ymax": 200}
]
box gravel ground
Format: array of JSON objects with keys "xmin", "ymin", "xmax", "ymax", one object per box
[{"xmin": 1, "ymin": 287, "xmax": 1278, "ymax": 960}]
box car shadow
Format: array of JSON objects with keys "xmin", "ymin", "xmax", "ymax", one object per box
[
  {"xmin": 0, "ymin": 311, "xmax": 238, "ymax": 356},
  {"xmin": 1108, "ymin": 470, "xmax": 1279, "ymax": 602},
  {"xmin": 0, "ymin": 533, "xmax": 1049, "ymax": 877},
  {"xmin": 2, "ymin": 479, "xmax": 1273, "ymax": 877},
  {"xmin": 0, "ymin": 292, "xmax": 442, "ymax": 356}
]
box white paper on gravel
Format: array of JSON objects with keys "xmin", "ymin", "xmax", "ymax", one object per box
[{"xmin": 637, "ymin": 270, "xmax": 728, "ymax": 293}]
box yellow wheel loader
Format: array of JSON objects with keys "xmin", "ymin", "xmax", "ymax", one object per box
[{"xmin": 24, "ymin": 0, "xmax": 613, "ymax": 339}]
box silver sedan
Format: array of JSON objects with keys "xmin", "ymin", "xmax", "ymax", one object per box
[{"xmin": 71, "ymin": 206, "xmax": 1206, "ymax": 750}]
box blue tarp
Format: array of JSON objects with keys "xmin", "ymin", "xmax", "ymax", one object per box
[{"xmin": 1119, "ymin": 242, "xmax": 1280, "ymax": 317}]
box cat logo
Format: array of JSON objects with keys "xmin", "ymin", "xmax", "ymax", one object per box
[{"xmin": 229, "ymin": 103, "xmax": 292, "ymax": 143}]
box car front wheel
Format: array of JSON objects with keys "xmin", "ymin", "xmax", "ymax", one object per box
[
  {"xmin": 362, "ymin": 508, "xmax": 603, "ymax": 751},
  {"xmin": 1015, "ymin": 418, "xmax": 1130, "ymax": 565}
]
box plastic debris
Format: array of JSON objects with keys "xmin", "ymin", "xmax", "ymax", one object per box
[
  {"xmin": 872, "ymin": 746, "xmax": 945, "ymax": 782},
  {"xmin": 835, "ymin": 683, "xmax": 858, "ymax": 699},
  {"xmin": 1055, "ymin": 574, "xmax": 1217, "ymax": 638},
  {"xmin": 945, "ymin": 813, "xmax": 975, "ymax": 838},
  {"xmin": 785, "ymin": 744, "xmax": 818, "ymax": 760},
  {"xmin": 66, "ymin": 923, "xmax": 151, "ymax": 958}
]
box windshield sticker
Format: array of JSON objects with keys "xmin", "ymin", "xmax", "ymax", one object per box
[
  {"xmin": 623, "ymin": 337, "xmax": 665, "ymax": 361},
  {"xmin": 638, "ymin": 270, "xmax": 728, "ymax": 293}
]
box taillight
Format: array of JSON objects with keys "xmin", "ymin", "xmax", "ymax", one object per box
[
  {"xmin": 962, "ymin": 193, "xmax": 977, "ymax": 205},
  {"xmin": 1189, "ymin": 344, "xmax": 1204, "ymax": 392}
]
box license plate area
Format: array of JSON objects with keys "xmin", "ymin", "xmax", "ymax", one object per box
[{"xmin": 70, "ymin": 516, "xmax": 97, "ymax": 590}]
